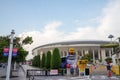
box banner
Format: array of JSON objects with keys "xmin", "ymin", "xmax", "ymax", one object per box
[
  {"xmin": 3, "ymin": 48, "xmax": 18, "ymax": 57},
  {"xmin": 12, "ymin": 48, "xmax": 18, "ymax": 57},
  {"xmin": 3, "ymin": 48, "xmax": 9, "ymax": 56}
]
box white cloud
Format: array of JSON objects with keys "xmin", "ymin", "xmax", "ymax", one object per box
[
  {"xmin": 64, "ymin": 26, "xmax": 98, "ymax": 41},
  {"xmin": 97, "ymin": 0, "xmax": 120, "ymax": 38},
  {"xmin": 19, "ymin": 0, "xmax": 120, "ymax": 60},
  {"xmin": 18, "ymin": 21, "xmax": 65, "ymax": 60}
]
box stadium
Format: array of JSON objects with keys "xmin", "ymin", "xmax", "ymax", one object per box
[{"xmin": 32, "ymin": 40, "xmax": 113, "ymax": 63}]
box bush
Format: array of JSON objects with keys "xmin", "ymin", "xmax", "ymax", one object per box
[
  {"xmin": 51, "ymin": 48, "xmax": 61, "ymax": 69},
  {"xmin": 45, "ymin": 51, "xmax": 51, "ymax": 69},
  {"xmin": 41, "ymin": 53, "xmax": 46, "ymax": 68},
  {"xmin": 81, "ymin": 53, "xmax": 93, "ymax": 63},
  {"xmin": 32, "ymin": 55, "xmax": 40, "ymax": 67},
  {"xmin": 105, "ymin": 57, "xmax": 112, "ymax": 63}
]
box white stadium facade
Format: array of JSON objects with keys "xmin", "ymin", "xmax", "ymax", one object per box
[{"xmin": 32, "ymin": 40, "xmax": 117, "ymax": 64}]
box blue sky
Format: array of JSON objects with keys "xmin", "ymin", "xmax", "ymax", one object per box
[
  {"xmin": 1, "ymin": 0, "xmax": 120, "ymax": 60},
  {"xmin": 0, "ymin": 0, "xmax": 108, "ymax": 35}
]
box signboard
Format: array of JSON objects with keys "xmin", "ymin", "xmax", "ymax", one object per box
[
  {"xmin": 3, "ymin": 48, "xmax": 18, "ymax": 57},
  {"xmin": 3, "ymin": 48, "xmax": 9, "ymax": 56},
  {"xmin": 50, "ymin": 70, "xmax": 58, "ymax": 75},
  {"xmin": 12, "ymin": 48, "xmax": 18, "ymax": 57},
  {"xmin": 78, "ymin": 60, "xmax": 88, "ymax": 65},
  {"xmin": 77, "ymin": 60, "xmax": 88, "ymax": 72},
  {"xmin": 69, "ymin": 48, "xmax": 75, "ymax": 55}
]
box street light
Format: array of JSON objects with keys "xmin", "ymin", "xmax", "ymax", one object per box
[
  {"xmin": 108, "ymin": 34, "xmax": 114, "ymax": 43},
  {"xmin": 6, "ymin": 30, "xmax": 15, "ymax": 80}
]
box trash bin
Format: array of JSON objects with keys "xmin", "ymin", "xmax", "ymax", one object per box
[{"xmin": 85, "ymin": 68, "xmax": 90, "ymax": 75}]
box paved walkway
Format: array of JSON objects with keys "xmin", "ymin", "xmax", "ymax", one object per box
[
  {"xmin": 21, "ymin": 65, "xmax": 40, "ymax": 73},
  {"xmin": 0, "ymin": 65, "xmax": 40, "ymax": 80},
  {"xmin": 0, "ymin": 66, "xmax": 26, "ymax": 80},
  {"xmin": 91, "ymin": 64, "xmax": 117, "ymax": 76}
]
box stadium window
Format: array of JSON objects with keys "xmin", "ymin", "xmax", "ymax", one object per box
[
  {"xmin": 64, "ymin": 51, "xmax": 67, "ymax": 56},
  {"xmin": 89, "ymin": 49, "xmax": 93, "ymax": 58},
  {"xmin": 105, "ymin": 49, "xmax": 109, "ymax": 57},
  {"xmin": 94, "ymin": 50, "xmax": 98, "ymax": 60},
  {"xmin": 61, "ymin": 51, "xmax": 64, "ymax": 57},
  {"xmin": 78, "ymin": 51, "xmax": 82, "ymax": 56}
]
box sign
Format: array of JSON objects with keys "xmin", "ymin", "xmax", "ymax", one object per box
[
  {"xmin": 50, "ymin": 70, "xmax": 58, "ymax": 75},
  {"xmin": 3, "ymin": 48, "xmax": 18, "ymax": 57},
  {"xmin": 3, "ymin": 48, "xmax": 9, "ymax": 56},
  {"xmin": 12, "ymin": 48, "xmax": 18, "ymax": 57},
  {"xmin": 77, "ymin": 60, "xmax": 88, "ymax": 72},
  {"xmin": 78, "ymin": 60, "xmax": 88, "ymax": 65},
  {"xmin": 69, "ymin": 48, "xmax": 75, "ymax": 55}
]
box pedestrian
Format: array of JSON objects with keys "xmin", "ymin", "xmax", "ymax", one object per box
[
  {"xmin": 70, "ymin": 67, "xmax": 74, "ymax": 75},
  {"xmin": 93, "ymin": 64, "xmax": 96, "ymax": 69}
]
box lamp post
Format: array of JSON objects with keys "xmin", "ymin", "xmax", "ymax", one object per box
[
  {"xmin": 117, "ymin": 37, "xmax": 120, "ymax": 65},
  {"xmin": 107, "ymin": 34, "xmax": 114, "ymax": 77},
  {"xmin": 108, "ymin": 34, "xmax": 114, "ymax": 58},
  {"xmin": 118, "ymin": 37, "xmax": 120, "ymax": 75},
  {"xmin": 108, "ymin": 34, "xmax": 114, "ymax": 43},
  {"xmin": 6, "ymin": 30, "xmax": 15, "ymax": 80}
]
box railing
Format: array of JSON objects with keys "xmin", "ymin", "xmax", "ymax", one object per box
[{"xmin": 26, "ymin": 69, "xmax": 66, "ymax": 78}]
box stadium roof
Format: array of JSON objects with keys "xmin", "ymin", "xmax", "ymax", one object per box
[{"xmin": 33, "ymin": 40, "xmax": 111, "ymax": 51}]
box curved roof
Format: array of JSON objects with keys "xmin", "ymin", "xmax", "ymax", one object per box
[{"xmin": 33, "ymin": 40, "xmax": 111, "ymax": 51}]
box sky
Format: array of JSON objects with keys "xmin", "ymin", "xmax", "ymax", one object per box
[{"xmin": 0, "ymin": 0, "xmax": 120, "ymax": 60}]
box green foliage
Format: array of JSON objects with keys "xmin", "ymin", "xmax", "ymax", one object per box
[
  {"xmin": 22, "ymin": 36, "xmax": 33, "ymax": 45},
  {"xmin": 105, "ymin": 57, "xmax": 112, "ymax": 63},
  {"xmin": 41, "ymin": 53, "xmax": 46, "ymax": 68},
  {"xmin": 0, "ymin": 48, "xmax": 8, "ymax": 62},
  {"xmin": 12, "ymin": 47, "xmax": 28, "ymax": 63},
  {"xmin": 45, "ymin": 51, "xmax": 51, "ymax": 69},
  {"xmin": 32, "ymin": 55, "xmax": 40, "ymax": 67},
  {"xmin": 0, "ymin": 36, "xmax": 11, "ymax": 62},
  {"xmin": 0, "ymin": 36, "xmax": 9, "ymax": 48},
  {"xmin": 51, "ymin": 48, "xmax": 61, "ymax": 69},
  {"xmin": 81, "ymin": 53, "xmax": 93, "ymax": 63},
  {"xmin": 0, "ymin": 35, "xmax": 33, "ymax": 63}
]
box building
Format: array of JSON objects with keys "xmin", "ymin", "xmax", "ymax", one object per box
[{"xmin": 32, "ymin": 40, "xmax": 113, "ymax": 63}]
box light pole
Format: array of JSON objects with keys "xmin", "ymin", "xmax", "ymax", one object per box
[
  {"xmin": 108, "ymin": 34, "xmax": 114, "ymax": 43},
  {"xmin": 116, "ymin": 37, "xmax": 120, "ymax": 65},
  {"xmin": 6, "ymin": 30, "xmax": 15, "ymax": 80}
]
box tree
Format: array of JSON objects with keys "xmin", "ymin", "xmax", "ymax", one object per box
[
  {"xmin": 12, "ymin": 47, "xmax": 28, "ymax": 63},
  {"xmin": 105, "ymin": 57, "xmax": 112, "ymax": 63},
  {"xmin": 0, "ymin": 36, "xmax": 11, "ymax": 63},
  {"xmin": 41, "ymin": 53, "xmax": 45, "ymax": 68},
  {"xmin": 81, "ymin": 53, "xmax": 93, "ymax": 63},
  {"xmin": 32, "ymin": 55, "xmax": 40, "ymax": 67},
  {"xmin": 45, "ymin": 51, "xmax": 51, "ymax": 69},
  {"xmin": 51, "ymin": 48, "xmax": 61, "ymax": 69},
  {"xmin": 22, "ymin": 36, "xmax": 33, "ymax": 45},
  {"xmin": 0, "ymin": 35, "xmax": 33, "ymax": 63},
  {"xmin": 0, "ymin": 35, "xmax": 33, "ymax": 77}
]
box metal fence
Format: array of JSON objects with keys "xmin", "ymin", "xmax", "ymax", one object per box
[{"xmin": 26, "ymin": 69, "xmax": 66, "ymax": 78}]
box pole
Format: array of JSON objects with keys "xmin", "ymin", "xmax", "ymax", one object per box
[
  {"xmin": 118, "ymin": 37, "xmax": 120, "ymax": 75},
  {"xmin": 6, "ymin": 30, "xmax": 15, "ymax": 80}
]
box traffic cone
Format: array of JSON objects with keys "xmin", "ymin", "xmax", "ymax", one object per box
[{"xmin": 107, "ymin": 71, "xmax": 112, "ymax": 77}]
